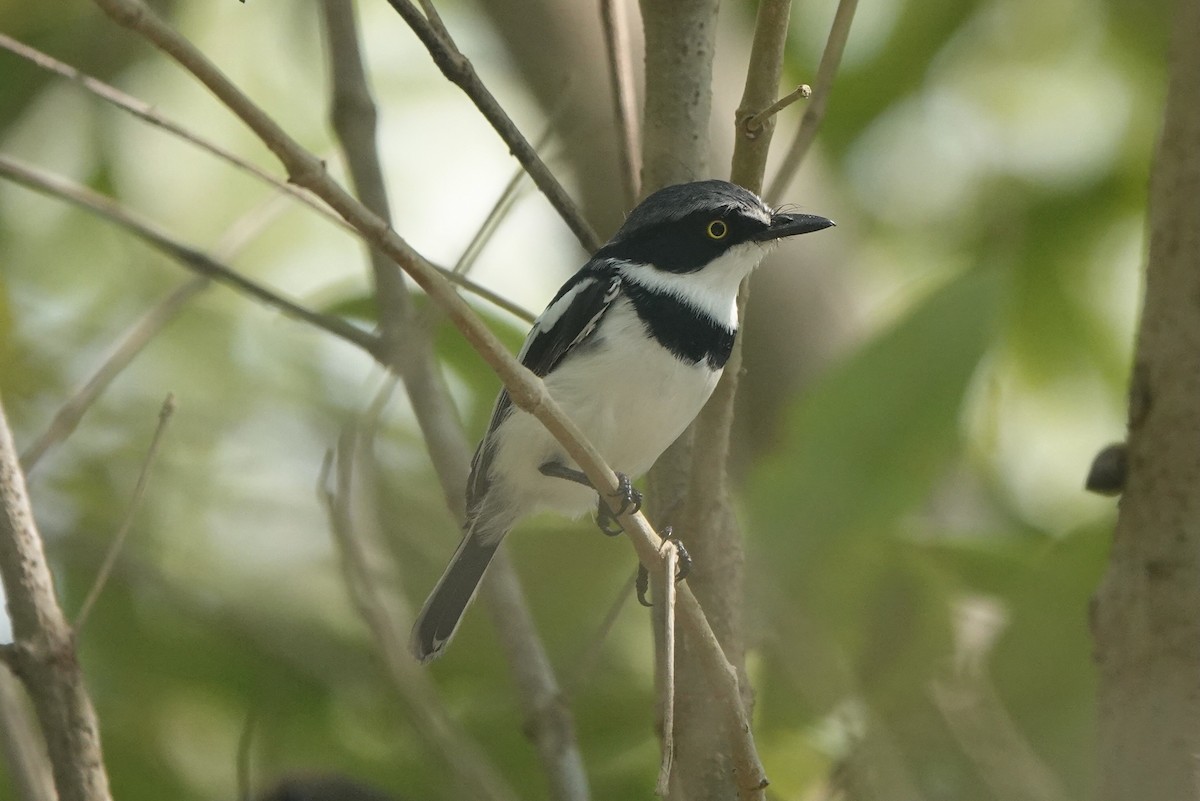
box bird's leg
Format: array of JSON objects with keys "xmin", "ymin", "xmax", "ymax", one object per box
[
  {"xmin": 636, "ymin": 527, "xmax": 691, "ymax": 607},
  {"xmin": 538, "ymin": 461, "xmax": 642, "ymax": 536}
]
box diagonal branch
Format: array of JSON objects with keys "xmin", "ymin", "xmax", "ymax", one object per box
[
  {"xmin": 383, "ymin": 0, "xmax": 601, "ymax": 252},
  {"xmin": 0, "ymin": 397, "xmax": 112, "ymax": 801},
  {"xmin": 0, "ymin": 155, "xmax": 381, "ymax": 357}
]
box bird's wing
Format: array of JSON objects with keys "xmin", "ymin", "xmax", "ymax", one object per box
[{"xmin": 466, "ymin": 261, "xmax": 623, "ymax": 515}]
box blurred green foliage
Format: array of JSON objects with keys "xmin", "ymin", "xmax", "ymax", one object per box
[{"xmin": 0, "ymin": 0, "xmax": 1161, "ymax": 798}]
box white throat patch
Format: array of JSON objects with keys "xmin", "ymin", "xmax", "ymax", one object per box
[{"xmin": 615, "ymin": 243, "xmax": 766, "ymax": 328}]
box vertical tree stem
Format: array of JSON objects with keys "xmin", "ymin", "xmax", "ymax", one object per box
[{"xmin": 1092, "ymin": 0, "xmax": 1200, "ymax": 797}]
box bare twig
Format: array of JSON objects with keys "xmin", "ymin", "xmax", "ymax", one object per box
[
  {"xmin": 0, "ymin": 397, "xmax": 112, "ymax": 801},
  {"xmin": 73, "ymin": 394, "xmax": 175, "ymax": 633},
  {"xmin": 87, "ymin": 1, "xmax": 764, "ymax": 792},
  {"xmin": 765, "ymin": 0, "xmax": 859, "ymax": 201},
  {"xmin": 654, "ymin": 542, "xmax": 679, "ymax": 797},
  {"xmin": 742, "ymin": 84, "xmax": 811, "ymax": 137},
  {"xmin": 19, "ymin": 279, "xmax": 204, "ymax": 472},
  {"xmin": 0, "ymin": 33, "xmax": 351, "ymax": 235},
  {"xmin": 0, "ymin": 155, "xmax": 381, "ymax": 357},
  {"xmin": 318, "ymin": 432, "xmax": 520, "ymax": 801},
  {"xmin": 383, "ymin": 0, "xmax": 601, "ymax": 252},
  {"xmin": 599, "ymin": 0, "xmax": 641, "ymax": 205}
]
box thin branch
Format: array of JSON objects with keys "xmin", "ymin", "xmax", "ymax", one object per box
[
  {"xmin": 383, "ymin": 0, "xmax": 601, "ymax": 252},
  {"xmin": 73, "ymin": 394, "xmax": 175, "ymax": 633},
  {"xmin": 318, "ymin": 432, "xmax": 521, "ymax": 801},
  {"xmin": 742, "ymin": 84, "xmax": 811, "ymax": 136},
  {"xmin": 0, "ymin": 32, "xmax": 353, "ymax": 236},
  {"xmin": 599, "ymin": 0, "xmax": 641, "ymax": 206},
  {"xmin": 0, "ymin": 155, "xmax": 382, "ymax": 358},
  {"xmin": 765, "ymin": 0, "xmax": 859, "ymax": 201},
  {"xmin": 0, "ymin": 397, "xmax": 112, "ymax": 801},
  {"xmin": 654, "ymin": 542, "xmax": 679, "ymax": 797},
  {"xmin": 86, "ymin": 1, "xmax": 764, "ymax": 792},
  {"xmin": 454, "ymin": 116, "xmax": 561, "ymax": 276},
  {"xmin": 19, "ymin": 279, "xmax": 205, "ymax": 472}
]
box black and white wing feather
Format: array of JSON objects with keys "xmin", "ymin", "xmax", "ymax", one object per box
[{"xmin": 466, "ymin": 261, "xmax": 623, "ymax": 514}]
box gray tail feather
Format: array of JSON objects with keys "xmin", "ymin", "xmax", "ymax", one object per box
[{"xmin": 410, "ymin": 525, "xmax": 504, "ymax": 663}]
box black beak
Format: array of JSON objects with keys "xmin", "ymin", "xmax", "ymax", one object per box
[{"xmin": 752, "ymin": 212, "xmax": 835, "ymax": 242}]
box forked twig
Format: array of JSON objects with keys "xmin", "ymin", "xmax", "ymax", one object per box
[
  {"xmin": 766, "ymin": 0, "xmax": 859, "ymax": 200},
  {"xmin": 383, "ymin": 0, "xmax": 600, "ymax": 252}
]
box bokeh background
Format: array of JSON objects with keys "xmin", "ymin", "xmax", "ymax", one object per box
[{"xmin": 0, "ymin": 0, "xmax": 1164, "ymax": 798}]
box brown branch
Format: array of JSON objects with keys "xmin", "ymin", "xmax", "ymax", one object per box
[
  {"xmin": 765, "ymin": 0, "xmax": 859, "ymax": 201},
  {"xmin": 382, "ymin": 0, "xmax": 601, "ymax": 252},
  {"xmin": 600, "ymin": 0, "xmax": 641, "ymax": 206},
  {"xmin": 742, "ymin": 84, "xmax": 811, "ymax": 135},
  {"xmin": 85, "ymin": 3, "xmax": 762, "ymax": 795},
  {"xmin": 319, "ymin": 7, "xmax": 589, "ymax": 799},
  {"xmin": 0, "ymin": 397, "xmax": 112, "ymax": 801},
  {"xmin": 0, "ymin": 155, "xmax": 382, "ymax": 357}
]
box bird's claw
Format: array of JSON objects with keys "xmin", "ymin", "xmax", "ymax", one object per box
[
  {"xmin": 595, "ymin": 472, "xmax": 642, "ymax": 536},
  {"xmin": 636, "ymin": 527, "xmax": 690, "ymax": 607}
]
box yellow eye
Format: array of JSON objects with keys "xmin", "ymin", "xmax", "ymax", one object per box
[{"xmin": 706, "ymin": 219, "xmax": 729, "ymax": 240}]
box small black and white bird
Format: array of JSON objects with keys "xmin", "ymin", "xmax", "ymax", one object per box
[{"xmin": 411, "ymin": 179, "xmax": 833, "ymax": 663}]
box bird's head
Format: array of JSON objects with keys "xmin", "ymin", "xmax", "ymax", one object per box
[{"xmin": 597, "ymin": 180, "xmax": 833, "ymax": 285}]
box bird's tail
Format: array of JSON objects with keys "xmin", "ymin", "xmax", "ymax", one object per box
[{"xmin": 410, "ymin": 521, "xmax": 507, "ymax": 663}]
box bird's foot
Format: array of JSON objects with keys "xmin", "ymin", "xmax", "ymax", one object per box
[
  {"xmin": 596, "ymin": 472, "xmax": 642, "ymax": 536},
  {"xmin": 636, "ymin": 528, "xmax": 691, "ymax": 607}
]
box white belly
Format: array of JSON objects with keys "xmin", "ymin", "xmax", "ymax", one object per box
[{"xmin": 488, "ymin": 302, "xmax": 722, "ymax": 517}]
